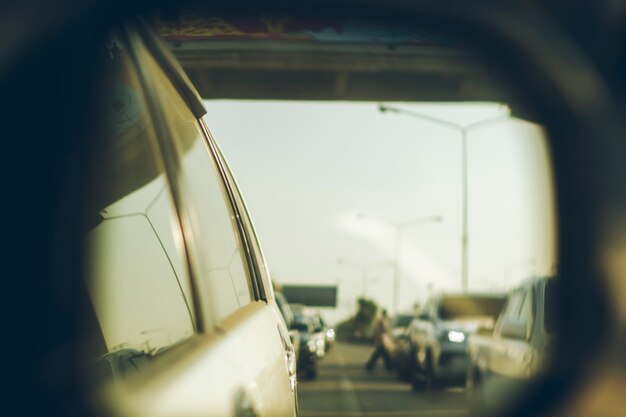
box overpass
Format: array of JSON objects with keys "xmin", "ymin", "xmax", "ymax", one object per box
[{"xmin": 155, "ymin": 11, "xmax": 518, "ymax": 107}]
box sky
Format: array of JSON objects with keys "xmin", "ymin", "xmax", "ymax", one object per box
[{"xmin": 202, "ymin": 100, "xmax": 557, "ymax": 323}]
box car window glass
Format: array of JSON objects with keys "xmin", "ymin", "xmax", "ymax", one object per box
[
  {"xmin": 85, "ymin": 35, "xmax": 195, "ymax": 365},
  {"xmin": 437, "ymin": 296, "xmax": 505, "ymax": 320},
  {"xmin": 519, "ymin": 289, "xmax": 534, "ymax": 337},
  {"xmin": 495, "ymin": 290, "xmax": 524, "ymax": 334},
  {"xmin": 519, "ymin": 290, "xmax": 532, "ymax": 319},
  {"xmin": 138, "ymin": 47, "xmax": 254, "ymax": 322},
  {"xmin": 507, "ymin": 291, "xmax": 525, "ymax": 318},
  {"xmin": 515, "ymin": 293, "xmax": 526, "ymax": 316},
  {"xmin": 292, "ymin": 322, "xmax": 310, "ymax": 333}
]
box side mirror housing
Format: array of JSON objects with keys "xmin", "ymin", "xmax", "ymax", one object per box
[{"xmin": 500, "ymin": 317, "xmax": 528, "ymax": 340}]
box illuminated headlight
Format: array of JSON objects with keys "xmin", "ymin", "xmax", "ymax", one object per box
[
  {"xmin": 326, "ymin": 329, "xmax": 335, "ymax": 339},
  {"xmin": 307, "ymin": 340, "xmax": 317, "ymax": 353},
  {"xmin": 447, "ymin": 331, "xmax": 465, "ymax": 343}
]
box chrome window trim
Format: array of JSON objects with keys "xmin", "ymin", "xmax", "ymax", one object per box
[
  {"xmin": 122, "ymin": 22, "xmax": 205, "ymax": 331},
  {"xmin": 198, "ymin": 119, "xmax": 266, "ymax": 303}
]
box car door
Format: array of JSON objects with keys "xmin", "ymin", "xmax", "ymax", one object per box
[
  {"xmin": 83, "ymin": 23, "xmax": 296, "ymax": 417},
  {"xmin": 481, "ymin": 286, "xmax": 534, "ymax": 410},
  {"xmin": 499, "ymin": 288, "xmax": 534, "ymax": 376}
]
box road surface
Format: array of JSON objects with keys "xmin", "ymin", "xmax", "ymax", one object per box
[{"xmin": 298, "ymin": 342, "xmax": 469, "ymax": 417}]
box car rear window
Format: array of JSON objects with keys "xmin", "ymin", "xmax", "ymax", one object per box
[
  {"xmin": 438, "ymin": 295, "xmax": 505, "ymax": 320},
  {"xmin": 292, "ymin": 322, "xmax": 310, "ymax": 333}
]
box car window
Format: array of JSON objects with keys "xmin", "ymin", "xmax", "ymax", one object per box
[
  {"xmin": 311, "ymin": 316, "xmax": 323, "ymax": 332},
  {"xmin": 494, "ymin": 289, "xmax": 526, "ymax": 334},
  {"xmin": 85, "ymin": 34, "xmax": 195, "ymax": 362},
  {"xmin": 137, "ymin": 46, "xmax": 254, "ymax": 322},
  {"xmin": 292, "ymin": 322, "xmax": 311, "ymax": 333},
  {"xmin": 504, "ymin": 290, "xmax": 525, "ymax": 319},
  {"xmin": 437, "ymin": 295, "xmax": 505, "ymax": 320}
]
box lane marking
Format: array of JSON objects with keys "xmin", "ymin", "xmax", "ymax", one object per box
[{"xmin": 337, "ymin": 347, "xmax": 364, "ymax": 416}]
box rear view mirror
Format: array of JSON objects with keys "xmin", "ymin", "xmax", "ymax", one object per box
[{"xmin": 500, "ymin": 317, "xmax": 528, "ymax": 340}]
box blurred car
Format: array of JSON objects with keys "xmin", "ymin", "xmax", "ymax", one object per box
[
  {"xmin": 389, "ymin": 313, "xmax": 418, "ymax": 380},
  {"xmin": 466, "ymin": 277, "xmax": 558, "ymax": 416},
  {"xmin": 291, "ymin": 304, "xmax": 328, "ymax": 357},
  {"xmin": 74, "ymin": 21, "xmax": 298, "ymax": 417},
  {"xmin": 406, "ymin": 293, "xmax": 506, "ymax": 390},
  {"xmin": 291, "ymin": 313, "xmax": 325, "ymax": 379},
  {"xmin": 391, "ymin": 313, "xmax": 415, "ymax": 340},
  {"xmin": 314, "ymin": 314, "xmax": 336, "ymax": 352},
  {"xmin": 275, "ymin": 291, "xmax": 301, "ymax": 366}
]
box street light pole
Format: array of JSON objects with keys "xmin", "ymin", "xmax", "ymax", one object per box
[
  {"xmin": 461, "ymin": 128, "xmax": 469, "ymax": 293},
  {"xmin": 393, "ymin": 227, "xmax": 401, "ymax": 316},
  {"xmin": 379, "ymin": 103, "xmax": 510, "ymax": 293}
]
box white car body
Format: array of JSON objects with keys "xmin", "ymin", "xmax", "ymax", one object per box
[{"xmin": 82, "ymin": 21, "xmax": 297, "ymax": 417}]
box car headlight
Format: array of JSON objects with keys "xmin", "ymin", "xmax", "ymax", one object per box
[{"xmin": 447, "ymin": 330, "xmax": 466, "ymax": 343}]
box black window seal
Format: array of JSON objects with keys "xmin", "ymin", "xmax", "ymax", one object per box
[{"xmin": 134, "ymin": 16, "xmax": 206, "ymax": 119}]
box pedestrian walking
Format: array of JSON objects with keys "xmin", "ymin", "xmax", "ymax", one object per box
[{"xmin": 365, "ymin": 309, "xmax": 393, "ymax": 371}]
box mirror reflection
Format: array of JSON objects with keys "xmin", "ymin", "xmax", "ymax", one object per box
[{"xmin": 81, "ymin": 9, "xmax": 559, "ymax": 417}]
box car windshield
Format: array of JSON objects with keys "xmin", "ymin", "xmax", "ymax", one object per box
[
  {"xmin": 292, "ymin": 322, "xmax": 310, "ymax": 333},
  {"xmin": 437, "ymin": 296, "xmax": 505, "ymax": 320}
]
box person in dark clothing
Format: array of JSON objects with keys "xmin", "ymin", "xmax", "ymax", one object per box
[{"xmin": 365, "ymin": 309, "xmax": 392, "ymax": 371}]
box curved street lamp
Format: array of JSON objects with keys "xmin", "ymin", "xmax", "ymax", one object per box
[{"xmin": 379, "ymin": 103, "xmax": 510, "ymax": 293}]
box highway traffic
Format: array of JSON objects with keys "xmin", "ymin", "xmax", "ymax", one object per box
[{"xmin": 299, "ymin": 342, "xmax": 468, "ymax": 417}]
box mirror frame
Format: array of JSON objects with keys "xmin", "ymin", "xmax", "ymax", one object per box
[{"xmin": 4, "ymin": 2, "xmax": 624, "ymax": 417}]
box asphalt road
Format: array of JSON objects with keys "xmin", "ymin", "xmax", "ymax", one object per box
[{"xmin": 298, "ymin": 342, "xmax": 469, "ymax": 417}]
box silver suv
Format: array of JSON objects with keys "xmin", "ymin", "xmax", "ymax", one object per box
[{"xmin": 406, "ymin": 293, "xmax": 505, "ymax": 390}]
